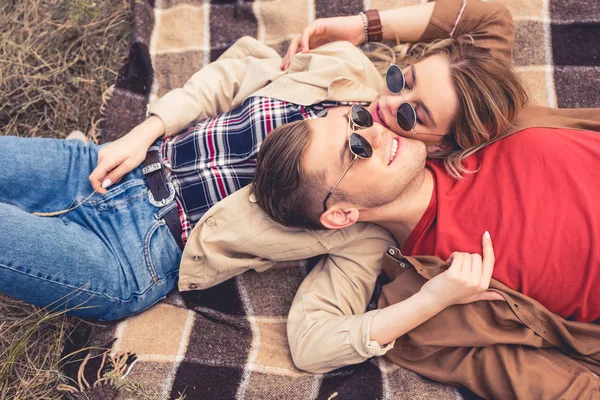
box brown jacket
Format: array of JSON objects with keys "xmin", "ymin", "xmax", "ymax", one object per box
[{"xmin": 381, "ymin": 250, "xmax": 600, "ymax": 399}]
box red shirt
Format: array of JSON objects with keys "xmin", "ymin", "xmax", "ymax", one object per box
[{"xmin": 403, "ymin": 128, "xmax": 600, "ymax": 322}]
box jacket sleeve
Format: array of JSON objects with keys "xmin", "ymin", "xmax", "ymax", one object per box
[
  {"xmin": 420, "ymin": 0, "xmax": 515, "ymax": 63},
  {"xmin": 147, "ymin": 36, "xmax": 284, "ymax": 136},
  {"xmin": 287, "ymin": 225, "xmax": 396, "ymax": 373},
  {"xmin": 393, "ymin": 342, "xmax": 600, "ymax": 399}
]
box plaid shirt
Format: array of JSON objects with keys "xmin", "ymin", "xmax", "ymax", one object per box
[{"xmin": 161, "ymin": 96, "xmax": 341, "ymax": 244}]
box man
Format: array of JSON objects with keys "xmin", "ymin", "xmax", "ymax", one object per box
[{"xmin": 246, "ymin": 113, "xmax": 600, "ymax": 398}]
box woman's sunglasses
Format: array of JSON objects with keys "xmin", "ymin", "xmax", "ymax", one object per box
[
  {"xmin": 322, "ymin": 104, "xmax": 374, "ymax": 212},
  {"xmin": 386, "ymin": 64, "xmax": 417, "ymax": 134}
]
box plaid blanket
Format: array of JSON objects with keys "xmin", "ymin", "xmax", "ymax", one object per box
[{"xmin": 67, "ymin": 0, "xmax": 600, "ymax": 399}]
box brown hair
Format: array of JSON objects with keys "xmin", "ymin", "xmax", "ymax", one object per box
[
  {"xmin": 253, "ymin": 120, "xmax": 327, "ymax": 229},
  {"xmin": 366, "ymin": 38, "xmax": 529, "ymax": 178}
]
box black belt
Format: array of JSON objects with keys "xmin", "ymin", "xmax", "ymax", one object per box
[{"xmin": 142, "ymin": 150, "xmax": 184, "ymax": 250}]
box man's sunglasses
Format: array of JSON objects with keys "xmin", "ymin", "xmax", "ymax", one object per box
[
  {"xmin": 385, "ymin": 64, "xmax": 417, "ymax": 134},
  {"xmin": 322, "ymin": 105, "xmax": 374, "ymax": 212}
]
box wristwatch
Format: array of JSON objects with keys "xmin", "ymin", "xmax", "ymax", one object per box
[{"xmin": 364, "ymin": 9, "xmax": 383, "ymax": 42}]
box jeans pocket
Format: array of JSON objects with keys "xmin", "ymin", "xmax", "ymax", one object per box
[
  {"xmin": 87, "ymin": 179, "xmax": 148, "ymax": 213},
  {"xmin": 143, "ymin": 219, "xmax": 182, "ymax": 283}
]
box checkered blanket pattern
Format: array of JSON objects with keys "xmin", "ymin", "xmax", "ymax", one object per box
[{"xmin": 75, "ymin": 1, "xmax": 599, "ymax": 399}]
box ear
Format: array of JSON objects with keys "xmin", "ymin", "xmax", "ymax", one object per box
[
  {"xmin": 426, "ymin": 140, "xmax": 452, "ymax": 154},
  {"xmin": 319, "ymin": 207, "xmax": 360, "ymax": 230}
]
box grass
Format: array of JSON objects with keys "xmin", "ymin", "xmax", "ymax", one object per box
[
  {"xmin": 0, "ymin": 0, "xmax": 134, "ymax": 398},
  {"xmin": 0, "ymin": 0, "xmax": 132, "ymax": 140},
  {"xmin": 0, "ymin": 295, "xmax": 82, "ymax": 400}
]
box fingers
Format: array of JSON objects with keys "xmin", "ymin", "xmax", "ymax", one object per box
[
  {"xmin": 476, "ymin": 290, "xmax": 505, "ymax": 302},
  {"xmin": 89, "ymin": 151, "xmax": 136, "ymax": 195},
  {"xmin": 301, "ymin": 24, "xmax": 315, "ymax": 53},
  {"xmin": 447, "ymin": 252, "xmax": 467, "ymax": 273},
  {"xmin": 481, "ymin": 231, "xmax": 495, "ymax": 286},
  {"xmin": 470, "ymin": 252, "xmax": 483, "ymax": 283},
  {"xmin": 89, "ymin": 156, "xmax": 118, "ymax": 194},
  {"xmin": 281, "ymin": 22, "xmax": 320, "ymax": 70},
  {"xmin": 281, "ymin": 34, "xmax": 301, "ymax": 70},
  {"xmin": 102, "ymin": 162, "xmax": 133, "ymax": 191}
]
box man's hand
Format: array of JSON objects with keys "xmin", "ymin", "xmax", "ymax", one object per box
[
  {"xmin": 421, "ymin": 232, "xmax": 504, "ymax": 307},
  {"xmin": 89, "ymin": 116, "xmax": 166, "ymax": 194},
  {"xmin": 280, "ymin": 15, "xmax": 365, "ymax": 70}
]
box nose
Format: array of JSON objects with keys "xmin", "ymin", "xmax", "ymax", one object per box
[
  {"xmin": 386, "ymin": 90, "xmax": 413, "ymax": 111},
  {"xmin": 381, "ymin": 92, "xmax": 415, "ymax": 134},
  {"xmin": 361, "ymin": 123, "xmax": 386, "ymax": 150}
]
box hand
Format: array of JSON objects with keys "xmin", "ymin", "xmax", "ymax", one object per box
[
  {"xmin": 421, "ymin": 232, "xmax": 504, "ymax": 308},
  {"xmin": 88, "ymin": 116, "xmax": 165, "ymax": 194},
  {"xmin": 280, "ymin": 15, "xmax": 365, "ymax": 70}
]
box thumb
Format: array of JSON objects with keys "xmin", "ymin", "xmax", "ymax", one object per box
[
  {"xmin": 103, "ymin": 162, "xmax": 133, "ymax": 189},
  {"xmin": 476, "ymin": 290, "xmax": 505, "ymax": 302}
]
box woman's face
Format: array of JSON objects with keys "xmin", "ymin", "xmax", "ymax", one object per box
[{"xmin": 369, "ymin": 54, "xmax": 460, "ymax": 148}]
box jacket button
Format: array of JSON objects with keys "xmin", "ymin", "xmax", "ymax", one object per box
[
  {"xmin": 188, "ymin": 283, "xmax": 198, "ymax": 290},
  {"xmin": 206, "ymin": 217, "xmax": 216, "ymax": 227},
  {"xmin": 192, "ymin": 255, "xmax": 201, "ymax": 261},
  {"xmin": 248, "ymin": 193, "xmax": 257, "ymax": 203}
]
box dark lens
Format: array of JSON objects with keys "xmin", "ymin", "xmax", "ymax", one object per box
[
  {"xmin": 386, "ymin": 65, "xmax": 405, "ymax": 94},
  {"xmin": 397, "ymin": 103, "xmax": 416, "ymax": 131},
  {"xmin": 349, "ymin": 133, "xmax": 373, "ymax": 159},
  {"xmin": 350, "ymin": 105, "xmax": 373, "ymax": 128}
]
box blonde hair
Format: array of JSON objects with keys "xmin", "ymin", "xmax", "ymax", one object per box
[{"xmin": 365, "ymin": 38, "xmax": 528, "ymax": 179}]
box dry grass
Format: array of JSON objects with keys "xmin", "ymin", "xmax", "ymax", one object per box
[
  {"xmin": 0, "ymin": 294, "xmax": 81, "ymax": 400},
  {"xmin": 0, "ymin": 292, "xmax": 180, "ymax": 400},
  {"xmin": 0, "ymin": 0, "xmax": 132, "ymax": 139},
  {"xmin": 0, "ymin": 0, "xmax": 133, "ymax": 399}
]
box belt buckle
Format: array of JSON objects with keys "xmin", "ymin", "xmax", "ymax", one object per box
[
  {"xmin": 148, "ymin": 181, "xmax": 176, "ymax": 208},
  {"xmin": 143, "ymin": 162, "xmax": 162, "ymax": 175}
]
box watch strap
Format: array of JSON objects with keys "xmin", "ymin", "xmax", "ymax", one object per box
[{"xmin": 364, "ymin": 9, "xmax": 383, "ymax": 42}]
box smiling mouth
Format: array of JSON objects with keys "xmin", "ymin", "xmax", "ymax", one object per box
[
  {"xmin": 375, "ymin": 103, "xmax": 391, "ymax": 130},
  {"xmin": 389, "ymin": 137, "xmax": 399, "ymax": 166}
]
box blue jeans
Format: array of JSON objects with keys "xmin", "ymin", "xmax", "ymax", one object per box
[{"xmin": 0, "ymin": 136, "xmax": 182, "ymax": 320}]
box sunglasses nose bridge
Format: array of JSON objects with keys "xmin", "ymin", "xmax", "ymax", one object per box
[
  {"xmin": 388, "ymin": 92, "xmax": 417, "ymax": 133},
  {"xmin": 357, "ymin": 125, "xmax": 383, "ymax": 152}
]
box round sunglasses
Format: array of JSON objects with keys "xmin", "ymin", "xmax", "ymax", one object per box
[
  {"xmin": 322, "ymin": 105, "xmax": 374, "ymax": 212},
  {"xmin": 386, "ymin": 64, "xmax": 417, "ymax": 134}
]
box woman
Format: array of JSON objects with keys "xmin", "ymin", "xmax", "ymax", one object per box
[{"xmin": 0, "ymin": 0, "xmax": 596, "ymax": 321}]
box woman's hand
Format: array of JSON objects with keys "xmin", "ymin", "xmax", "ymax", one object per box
[
  {"xmin": 420, "ymin": 232, "xmax": 504, "ymax": 307},
  {"xmin": 280, "ymin": 15, "xmax": 365, "ymax": 70},
  {"xmin": 88, "ymin": 116, "xmax": 166, "ymax": 194}
]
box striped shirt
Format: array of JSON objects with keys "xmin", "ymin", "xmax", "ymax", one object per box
[{"xmin": 161, "ymin": 96, "xmax": 341, "ymax": 244}]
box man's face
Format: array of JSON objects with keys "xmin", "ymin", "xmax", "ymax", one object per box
[
  {"xmin": 303, "ymin": 115, "xmax": 428, "ymax": 211},
  {"xmin": 369, "ymin": 54, "xmax": 459, "ymax": 147}
]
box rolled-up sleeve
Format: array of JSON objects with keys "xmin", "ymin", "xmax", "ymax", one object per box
[
  {"xmin": 420, "ymin": 0, "xmax": 515, "ymax": 63},
  {"xmin": 147, "ymin": 36, "xmax": 283, "ymax": 136},
  {"xmin": 287, "ymin": 225, "xmax": 396, "ymax": 373}
]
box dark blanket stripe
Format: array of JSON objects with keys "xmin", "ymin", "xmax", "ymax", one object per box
[
  {"xmin": 315, "ymin": 0, "xmax": 364, "ymax": 18},
  {"xmin": 554, "ymin": 66, "xmax": 600, "ymax": 108},
  {"xmin": 551, "ymin": 0, "xmax": 600, "ymax": 107},
  {"xmin": 210, "ymin": 2, "xmax": 258, "ymax": 62},
  {"xmin": 169, "ymin": 312, "xmax": 252, "ymax": 399},
  {"xmin": 551, "ymin": 24, "xmax": 600, "ymax": 66},
  {"xmin": 318, "ymin": 360, "xmax": 384, "ymax": 400},
  {"xmin": 100, "ymin": 0, "xmax": 155, "ymax": 143}
]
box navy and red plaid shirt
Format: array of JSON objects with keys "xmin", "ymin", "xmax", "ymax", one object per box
[{"xmin": 161, "ymin": 96, "xmax": 341, "ymax": 244}]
